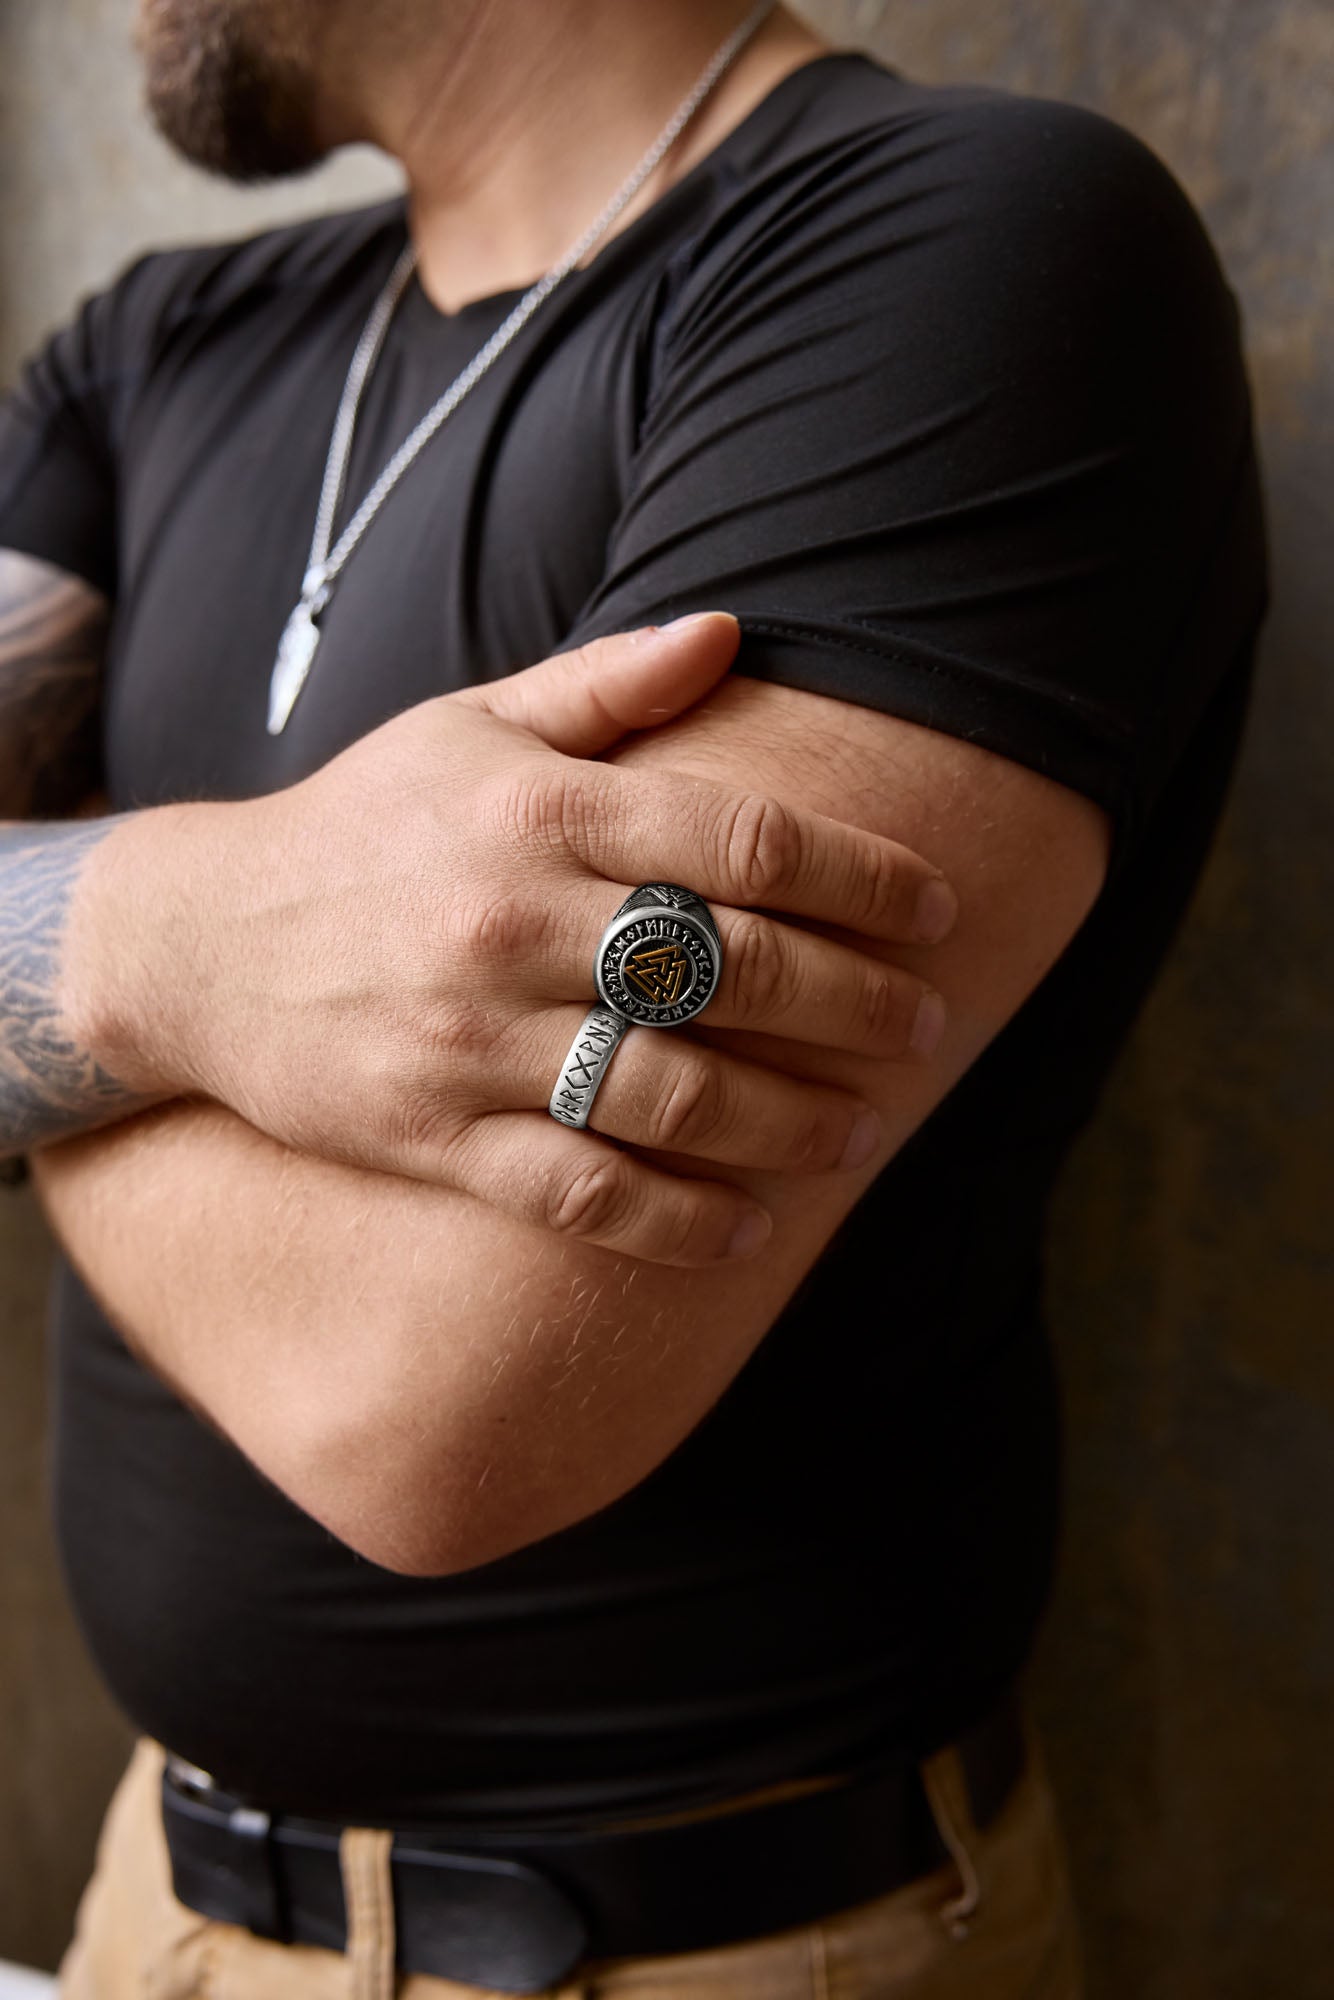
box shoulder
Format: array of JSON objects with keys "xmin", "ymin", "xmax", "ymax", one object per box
[
  {"xmin": 653, "ymin": 62, "xmax": 1250, "ymax": 488},
  {"xmin": 77, "ymin": 197, "xmax": 408, "ymax": 358},
  {"xmin": 11, "ymin": 200, "xmax": 408, "ymax": 463},
  {"xmin": 747, "ymin": 57, "xmax": 1218, "ymax": 258},
  {"xmin": 682, "ymin": 60, "xmax": 1237, "ymax": 361},
  {"xmin": 910, "ymin": 83, "xmax": 1236, "ymax": 336}
]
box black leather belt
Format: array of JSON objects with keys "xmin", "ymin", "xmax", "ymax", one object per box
[{"xmin": 162, "ymin": 1695, "xmax": 1026, "ymax": 1993}]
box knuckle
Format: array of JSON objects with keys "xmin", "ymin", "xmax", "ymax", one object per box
[
  {"xmin": 388, "ymin": 1084, "xmax": 457, "ymax": 1166},
  {"xmin": 857, "ymin": 847, "xmax": 900, "ymax": 930},
  {"xmin": 546, "ymin": 1153, "xmax": 636, "ymax": 1243},
  {"xmin": 560, "ymin": 639, "xmax": 602, "ymax": 685},
  {"xmin": 495, "ymin": 766, "xmax": 583, "ymax": 854},
  {"xmin": 648, "ymin": 1054, "xmax": 729, "ymax": 1153},
  {"xmin": 475, "ymin": 767, "xmax": 527, "ymax": 842},
  {"xmin": 450, "ymin": 890, "xmax": 549, "ymax": 966},
  {"xmin": 651, "ymin": 1192, "xmax": 708, "ymax": 1266},
  {"xmin": 727, "ymin": 917, "xmax": 790, "ymax": 1026},
  {"xmin": 723, "ymin": 793, "xmax": 803, "ymax": 903},
  {"xmin": 428, "ymin": 997, "xmax": 506, "ymax": 1070},
  {"xmin": 784, "ymin": 1108, "xmax": 839, "ymax": 1172},
  {"xmin": 863, "ymin": 968, "xmax": 907, "ymax": 1045}
]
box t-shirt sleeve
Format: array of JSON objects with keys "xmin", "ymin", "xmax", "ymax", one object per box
[
  {"xmin": 0, "ymin": 203, "xmax": 405, "ymax": 608},
  {"xmin": 0, "ymin": 253, "xmax": 181, "ymax": 598},
  {"xmin": 560, "ymin": 92, "xmax": 1268, "ymax": 879}
]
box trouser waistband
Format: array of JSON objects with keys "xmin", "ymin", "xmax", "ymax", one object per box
[{"xmin": 162, "ymin": 1693, "xmax": 1027, "ymax": 1993}]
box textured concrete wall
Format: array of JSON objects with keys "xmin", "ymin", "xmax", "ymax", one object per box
[
  {"xmin": 1, "ymin": 0, "xmax": 1330, "ymax": 1986},
  {"xmin": 831, "ymin": 6, "xmax": 1334, "ymax": 1996},
  {"xmin": 0, "ymin": 4, "xmax": 401, "ymax": 365}
]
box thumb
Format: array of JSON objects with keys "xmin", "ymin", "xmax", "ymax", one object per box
[{"xmin": 456, "ymin": 613, "xmax": 740, "ymax": 757}]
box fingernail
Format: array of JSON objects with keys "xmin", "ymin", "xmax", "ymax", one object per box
[
  {"xmin": 914, "ymin": 877, "xmax": 958, "ymax": 943},
  {"xmin": 911, "ymin": 989, "xmax": 947, "ymax": 1058},
  {"xmin": 839, "ymin": 1106, "xmax": 881, "ymax": 1171},
  {"xmin": 727, "ymin": 1209, "xmax": 772, "ymax": 1259},
  {"xmin": 658, "ymin": 611, "xmax": 732, "ymax": 634}
]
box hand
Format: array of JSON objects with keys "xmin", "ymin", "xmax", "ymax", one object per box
[{"xmin": 76, "ymin": 615, "xmax": 956, "ymax": 1264}]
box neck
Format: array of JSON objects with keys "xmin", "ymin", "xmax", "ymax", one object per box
[{"xmin": 346, "ymin": 2, "xmax": 827, "ymax": 314}]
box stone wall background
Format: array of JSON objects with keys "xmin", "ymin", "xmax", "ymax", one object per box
[{"xmin": 1, "ymin": 1, "xmax": 1330, "ymax": 1988}]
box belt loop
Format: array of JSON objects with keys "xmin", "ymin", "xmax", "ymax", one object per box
[
  {"xmin": 920, "ymin": 1746, "xmax": 984, "ymax": 1941},
  {"xmin": 340, "ymin": 1826, "xmax": 396, "ymax": 2000},
  {"xmin": 226, "ymin": 1805, "xmax": 284, "ymax": 1940}
]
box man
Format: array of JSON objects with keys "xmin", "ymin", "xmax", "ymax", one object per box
[{"xmin": 0, "ymin": 0, "xmax": 1266, "ymax": 1992}]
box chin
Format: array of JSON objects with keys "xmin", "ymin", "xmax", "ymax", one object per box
[{"xmin": 136, "ymin": 0, "xmax": 331, "ymax": 183}]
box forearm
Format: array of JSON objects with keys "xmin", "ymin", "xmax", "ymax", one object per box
[
  {"xmin": 35, "ymin": 679, "xmax": 1108, "ymax": 1583},
  {"xmin": 34, "ymin": 1104, "xmax": 463, "ymax": 1567},
  {"xmin": 0, "ymin": 817, "xmax": 162, "ymax": 1153},
  {"xmin": 0, "ymin": 550, "xmax": 106, "ymax": 815},
  {"xmin": 33, "ymin": 1099, "xmax": 779, "ymax": 1576},
  {"xmin": 0, "ymin": 794, "xmax": 247, "ymax": 1156},
  {"xmin": 0, "ymin": 551, "xmax": 173, "ymax": 1153}
]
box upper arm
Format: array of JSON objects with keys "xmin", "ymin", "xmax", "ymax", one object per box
[
  {"xmin": 567, "ymin": 93, "xmax": 1264, "ymax": 875},
  {"xmin": 0, "ymin": 549, "xmax": 109, "ymax": 817},
  {"xmin": 0, "ymin": 256, "xmax": 137, "ymax": 814}
]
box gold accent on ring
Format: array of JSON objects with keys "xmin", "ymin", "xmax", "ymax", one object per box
[{"xmin": 621, "ymin": 941, "xmax": 693, "ymax": 1007}]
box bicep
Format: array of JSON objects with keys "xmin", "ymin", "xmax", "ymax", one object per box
[
  {"xmin": 615, "ymin": 675, "xmax": 1111, "ymax": 1142},
  {"xmin": 0, "ymin": 548, "xmax": 109, "ymax": 817},
  {"xmin": 567, "ymin": 97, "xmax": 1256, "ymax": 878}
]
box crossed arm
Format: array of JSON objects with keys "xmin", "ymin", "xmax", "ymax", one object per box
[{"xmin": 6, "ymin": 550, "xmax": 1110, "ymax": 1575}]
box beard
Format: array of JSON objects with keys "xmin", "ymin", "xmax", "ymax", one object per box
[{"xmin": 136, "ymin": 0, "xmax": 331, "ymax": 182}]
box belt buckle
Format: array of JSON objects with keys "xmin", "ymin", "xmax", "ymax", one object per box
[
  {"xmin": 163, "ymin": 1754, "xmax": 283, "ymax": 1942},
  {"xmin": 165, "ymin": 1753, "xmax": 219, "ymax": 1801}
]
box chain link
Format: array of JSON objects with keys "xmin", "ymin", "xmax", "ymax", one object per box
[{"xmin": 303, "ymin": 0, "xmax": 776, "ymax": 603}]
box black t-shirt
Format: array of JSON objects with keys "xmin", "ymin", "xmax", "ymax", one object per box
[{"xmin": 2, "ymin": 54, "xmax": 1266, "ymax": 1825}]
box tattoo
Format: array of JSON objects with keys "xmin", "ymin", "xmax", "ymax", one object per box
[
  {"xmin": 0, "ymin": 549, "xmax": 109, "ymax": 818},
  {"xmin": 0, "ymin": 551, "xmax": 143, "ymax": 1152},
  {"xmin": 0, "ymin": 823, "xmax": 146, "ymax": 1151}
]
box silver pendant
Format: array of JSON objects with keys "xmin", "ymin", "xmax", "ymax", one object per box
[{"xmin": 267, "ymin": 602, "xmax": 323, "ymax": 735}]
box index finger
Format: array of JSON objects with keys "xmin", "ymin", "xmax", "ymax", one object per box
[{"xmin": 578, "ymin": 767, "xmax": 959, "ymax": 945}]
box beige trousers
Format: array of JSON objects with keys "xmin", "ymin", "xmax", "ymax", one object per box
[{"xmin": 59, "ymin": 1733, "xmax": 1082, "ymax": 2000}]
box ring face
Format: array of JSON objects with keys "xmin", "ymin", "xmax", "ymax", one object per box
[{"xmin": 596, "ymin": 907, "xmax": 721, "ymax": 1027}]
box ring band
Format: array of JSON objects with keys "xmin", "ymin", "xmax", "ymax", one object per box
[
  {"xmin": 548, "ymin": 883, "xmax": 723, "ymax": 1129},
  {"xmin": 548, "ymin": 1005, "xmax": 629, "ymax": 1129}
]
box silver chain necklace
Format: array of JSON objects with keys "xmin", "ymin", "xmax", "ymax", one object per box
[{"xmin": 266, "ymin": 0, "xmax": 776, "ymax": 734}]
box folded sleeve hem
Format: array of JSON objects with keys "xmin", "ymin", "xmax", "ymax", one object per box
[{"xmin": 730, "ymin": 616, "xmax": 1142, "ymax": 878}]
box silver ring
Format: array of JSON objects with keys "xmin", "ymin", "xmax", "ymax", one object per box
[
  {"xmin": 594, "ymin": 882, "xmax": 722, "ymax": 1028},
  {"xmin": 548, "ymin": 883, "xmax": 723, "ymax": 1129},
  {"xmin": 548, "ymin": 1005, "xmax": 629, "ymax": 1129}
]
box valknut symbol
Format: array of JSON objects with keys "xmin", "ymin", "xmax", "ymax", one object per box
[{"xmin": 622, "ymin": 941, "xmax": 693, "ymax": 1007}]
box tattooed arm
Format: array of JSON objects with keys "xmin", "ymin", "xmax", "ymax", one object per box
[
  {"xmin": 0, "ymin": 550, "xmax": 108, "ymax": 816},
  {"xmin": 0, "ymin": 549, "xmax": 157, "ymax": 1155}
]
